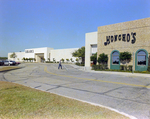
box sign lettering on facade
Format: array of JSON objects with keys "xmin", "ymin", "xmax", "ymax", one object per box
[
  {"xmin": 104, "ymin": 32, "xmax": 136, "ymax": 46},
  {"xmin": 25, "ymin": 50, "xmax": 34, "ymax": 53}
]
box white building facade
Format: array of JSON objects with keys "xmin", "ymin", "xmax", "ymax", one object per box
[
  {"xmin": 8, "ymin": 47, "xmax": 79, "ymax": 63},
  {"xmin": 85, "ymin": 32, "xmax": 97, "ymax": 70}
]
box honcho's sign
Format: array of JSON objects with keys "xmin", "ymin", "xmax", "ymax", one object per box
[{"xmin": 104, "ymin": 32, "xmax": 136, "ymax": 46}]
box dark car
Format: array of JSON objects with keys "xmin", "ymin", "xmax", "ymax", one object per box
[
  {"xmin": 4, "ymin": 60, "xmax": 16, "ymax": 66},
  {"xmin": 0, "ymin": 60, "xmax": 4, "ymax": 66}
]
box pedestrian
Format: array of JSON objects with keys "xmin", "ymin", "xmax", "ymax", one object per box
[{"xmin": 58, "ymin": 60, "xmax": 62, "ymax": 69}]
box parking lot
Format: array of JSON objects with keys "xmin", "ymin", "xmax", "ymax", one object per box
[{"xmin": 1, "ymin": 63, "xmax": 150, "ymax": 119}]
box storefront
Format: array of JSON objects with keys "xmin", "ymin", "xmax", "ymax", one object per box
[{"xmin": 85, "ymin": 17, "xmax": 150, "ymax": 71}]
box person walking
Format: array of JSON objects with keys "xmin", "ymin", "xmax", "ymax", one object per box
[{"xmin": 58, "ymin": 60, "xmax": 62, "ymax": 69}]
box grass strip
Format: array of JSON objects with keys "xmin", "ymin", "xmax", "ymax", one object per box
[
  {"xmin": 0, "ymin": 66, "xmax": 20, "ymax": 72},
  {"xmin": 0, "ymin": 81, "xmax": 129, "ymax": 119}
]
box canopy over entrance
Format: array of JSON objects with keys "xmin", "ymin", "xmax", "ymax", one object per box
[{"xmin": 35, "ymin": 53, "xmax": 44, "ymax": 62}]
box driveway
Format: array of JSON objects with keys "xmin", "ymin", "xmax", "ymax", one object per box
[{"xmin": 1, "ymin": 63, "xmax": 150, "ymax": 119}]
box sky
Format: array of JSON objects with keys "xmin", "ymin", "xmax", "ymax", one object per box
[{"xmin": 0, "ymin": 0, "xmax": 150, "ymax": 57}]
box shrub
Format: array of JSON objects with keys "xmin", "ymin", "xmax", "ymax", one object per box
[
  {"xmin": 75, "ymin": 62, "xmax": 84, "ymax": 66},
  {"xmin": 128, "ymin": 65, "xmax": 133, "ymax": 71},
  {"xmin": 97, "ymin": 53, "xmax": 108, "ymax": 65},
  {"xmin": 61, "ymin": 58, "xmax": 64, "ymax": 62},
  {"xmin": 90, "ymin": 53, "xmax": 97, "ymax": 65},
  {"xmin": 66, "ymin": 59, "xmax": 69, "ymax": 62},
  {"xmin": 120, "ymin": 65, "xmax": 124, "ymax": 70},
  {"xmin": 46, "ymin": 61, "xmax": 54, "ymax": 63},
  {"xmin": 76, "ymin": 58, "xmax": 79, "ymax": 62},
  {"xmin": 92, "ymin": 64, "xmax": 108, "ymax": 70},
  {"xmin": 147, "ymin": 66, "xmax": 150, "ymax": 72},
  {"xmin": 120, "ymin": 65, "xmax": 128, "ymax": 71}
]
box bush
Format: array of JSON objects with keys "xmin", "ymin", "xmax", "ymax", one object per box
[
  {"xmin": 128, "ymin": 65, "xmax": 133, "ymax": 71},
  {"xmin": 147, "ymin": 66, "xmax": 150, "ymax": 72},
  {"xmin": 120, "ymin": 65, "xmax": 124, "ymax": 70},
  {"xmin": 120, "ymin": 65, "xmax": 132, "ymax": 71},
  {"xmin": 46, "ymin": 61, "xmax": 54, "ymax": 63},
  {"xmin": 90, "ymin": 53, "xmax": 97, "ymax": 65},
  {"xmin": 92, "ymin": 64, "xmax": 108, "ymax": 70},
  {"xmin": 97, "ymin": 53, "xmax": 108, "ymax": 65},
  {"xmin": 75, "ymin": 62, "xmax": 84, "ymax": 66}
]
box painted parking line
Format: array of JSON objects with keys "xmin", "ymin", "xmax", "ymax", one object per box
[{"xmin": 44, "ymin": 66, "xmax": 150, "ymax": 89}]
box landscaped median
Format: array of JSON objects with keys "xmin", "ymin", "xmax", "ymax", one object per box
[
  {"xmin": 0, "ymin": 66, "xmax": 21, "ymax": 72},
  {"xmin": 0, "ymin": 81, "xmax": 130, "ymax": 119}
]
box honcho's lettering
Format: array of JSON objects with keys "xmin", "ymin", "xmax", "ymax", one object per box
[{"xmin": 104, "ymin": 32, "xmax": 136, "ymax": 46}]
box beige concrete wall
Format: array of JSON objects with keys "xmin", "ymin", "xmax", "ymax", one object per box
[{"xmin": 97, "ymin": 17, "xmax": 150, "ymax": 69}]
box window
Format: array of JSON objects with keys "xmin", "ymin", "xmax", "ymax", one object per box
[
  {"xmin": 91, "ymin": 45, "xmax": 97, "ymax": 54},
  {"xmin": 137, "ymin": 51, "xmax": 146, "ymax": 65},
  {"xmin": 112, "ymin": 51, "xmax": 119, "ymax": 64}
]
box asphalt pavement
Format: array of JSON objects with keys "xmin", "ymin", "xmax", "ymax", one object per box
[{"xmin": 0, "ymin": 63, "xmax": 150, "ymax": 119}]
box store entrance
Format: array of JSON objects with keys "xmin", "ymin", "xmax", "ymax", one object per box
[{"xmin": 35, "ymin": 53, "xmax": 44, "ymax": 62}]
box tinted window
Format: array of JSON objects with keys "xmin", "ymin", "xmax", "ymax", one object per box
[
  {"xmin": 112, "ymin": 51, "xmax": 119, "ymax": 64},
  {"xmin": 137, "ymin": 51, "xmax": 146, "ymax": 65}
]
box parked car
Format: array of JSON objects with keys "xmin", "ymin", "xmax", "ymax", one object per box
[
  {"xmin": 0, "ymin": 60, "xmax": 4, "ymax": 66},
  {"xmin": 4, "ymin": 60, "xmax": 16, "ymax": 66},
  {"xmin": 16, "ymin": 62, "xmax": 21, "ymax": 65}
]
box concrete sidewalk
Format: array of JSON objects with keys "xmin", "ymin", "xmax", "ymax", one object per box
[{"xmin": 71, "ymin": 64, "xmax": 150, "ymax": 78}]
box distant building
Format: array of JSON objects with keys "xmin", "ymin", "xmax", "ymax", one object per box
[{"xmin": 8, "ymin": 47, "xmax": 79, "ymax": 63}]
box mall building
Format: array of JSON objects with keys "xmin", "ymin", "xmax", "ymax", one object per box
[
  {"xmin": 85, "ymin": 17, "xmax": 150, "ymax": 71},
  {"xmin": 8, "ymin": 47, "xmax": 79, "ymax": 63},
  {"xmin": 8, "ymin": 17, "xmax": 150, "ymax": 71}
]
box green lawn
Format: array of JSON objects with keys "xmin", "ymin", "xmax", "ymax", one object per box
[
  {"xmin": 0, "ymin": 66, "xmax": 20, "ymax": 72},
  {"xmin": 0, "ymin": 81, "xmax": 129, "ymax": 119}
]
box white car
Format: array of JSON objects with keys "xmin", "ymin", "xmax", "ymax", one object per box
[{"xmin": 4, "ymin": 60, "xmax": 16, "ymax": 66}]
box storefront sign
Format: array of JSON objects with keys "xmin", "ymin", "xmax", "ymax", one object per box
[
  {"xmin": 104, "ymin": 32, "xmax": 136, "ymax": 46},
  {"xmin": 25, "ymin": 50, "xmax": 34, "ymax": 53}
]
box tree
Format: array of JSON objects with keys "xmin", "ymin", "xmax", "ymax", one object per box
[
  {"xmin": 53, "ymin": 58, "xmax": 55, "ymax": 62},
  {"xmin": 29, "ymin": 58, "xmax": 31, "ymax": 62},
  {"xmin": 0, "ymin": 57, "xmax": 8, "ymax": 60},
  {"xmin": 119, "ymin": 51, "xmax": 132, "ymax": 67},
  {"xmin": 72, "ymin": 46, "xmax": 85, "ymax": 64},
  {"xmin": 48, "ymin": 58, "xmax": 50, "ymax": 61},
  {"xmin": 90, "ymin": 53, "xmax": 97, "ymax": 65},
  {"xmin": 66, "ymin": 59, "xmax": 69, "ymax": 63},
  {"xmin": 97, "ymin": 53, "xmax": 108, "ymax": 65},
  {"xmin": 22, "ymin": 57, "xmax": 25, "ymax": 61},
  {"xmin": 10, "ymin": 52, "xmax": 17, "ymax": 59},
  {"xmin": 70, "ymin": 58, "xmax": 73, "ymax": 62},
  {"xmin": 41, "ymin": 57, "xmax": 45, "ymax": 62},
  {"xmin": 30, "ymin": 58, "xmax": 34, "ymax": 62},
  {"xmin": 61, "ymin": 58, "xmax": 64, "ymax": 63},
  {"xmin": 25, "ymin": 58, "xmax": 28, "ymax": 62},
  {"xmin": 76, "ymin": 58, "xmax": 79, "ymax": 62}
]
